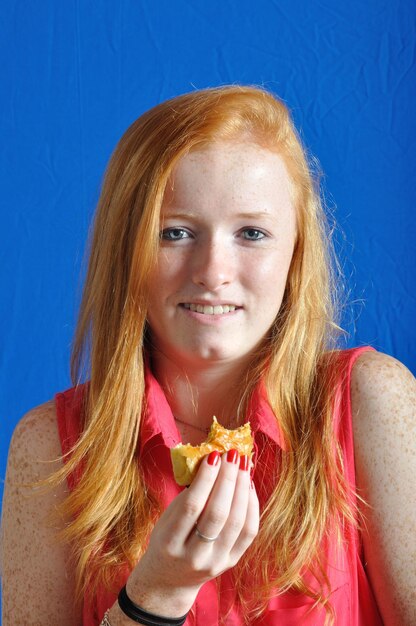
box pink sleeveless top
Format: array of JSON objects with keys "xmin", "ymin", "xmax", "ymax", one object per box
[{"xmin": 55, "ymin": 347, "xmax": 383, "ymax": 625}]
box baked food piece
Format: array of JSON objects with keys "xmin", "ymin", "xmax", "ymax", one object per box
[{"xmin": 171, "ymin": 416, "xmax": 253, "ymax": 486}]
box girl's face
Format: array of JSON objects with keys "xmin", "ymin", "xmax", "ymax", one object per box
[{"xmin": 147, "ymin": 141, "xmax": 297, "ymax": 368}]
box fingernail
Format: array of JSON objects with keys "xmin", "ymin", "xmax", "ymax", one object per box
[
  {"xmin": 239, "ymin": 455, "xmax": 249, "ymax": 471},
  {"xmin": 226, "ymin": 449, "xmax": 239, "ymax": 464},
  {"xmin": 207, "ymin": 451, "xmax": 220, "ymax": 466}
]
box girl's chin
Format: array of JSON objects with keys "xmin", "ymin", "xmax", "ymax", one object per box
[{"xmin": 171, "ymin": 344, "xmax": 255, "ymax": 367}]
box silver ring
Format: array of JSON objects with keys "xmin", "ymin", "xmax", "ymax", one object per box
[{"xmin": 194, "ymin": 525, "xmax": 218, "ymax": 542}]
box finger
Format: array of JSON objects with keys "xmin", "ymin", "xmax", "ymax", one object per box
[
  {"xmin": 191, "ymin": 449, "xmax": 241, "ymax": 544},
  {"xmin": 166, "ymin": 450, "xmax": 222, "ymax": 547},
  {"xmin": 215, "ymin": 455, "xmax": 251, "ymax": 549},
  {"xmin": 229, "ymin": 482, "xmax": 260, "ymax": 563}
]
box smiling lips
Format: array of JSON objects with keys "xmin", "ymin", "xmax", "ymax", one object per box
[{"xmin": 181, "ymin": 303, "xmax": 238, "ymax": 315}]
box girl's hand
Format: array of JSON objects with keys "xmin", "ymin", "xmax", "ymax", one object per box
[{"xmin": 120, "ymin": 449, "xmax": 259, "ymax": 619}]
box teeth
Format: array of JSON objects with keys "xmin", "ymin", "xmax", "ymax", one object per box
[{"xmin": 183, "ymin": 303, "xmax": 236, "ymax": 315}]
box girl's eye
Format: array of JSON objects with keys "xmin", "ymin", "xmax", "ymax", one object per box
[
  {"xmin": 160, "ymin": 228, "xmax": 191, "ymax": 241},
  {"xmin": 241, "ymin": 228, "xmax": 266, "ymax": 241}
]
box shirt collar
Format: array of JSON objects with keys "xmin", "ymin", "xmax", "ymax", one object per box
[
  {"xmin": 139, "ymin": 362, "xmax": 286, "ymax": 452},
  {"xmin": 139, "ymin": 363, "xmax": 181, "ymax": 454},
  {"xmin": 246, "ymin": 378, "xmax": 287, "ymax": 451}
]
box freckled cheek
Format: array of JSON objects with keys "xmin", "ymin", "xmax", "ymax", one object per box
[
  {"xmin": 150, "ymin": 252, "xmax": 188, "ymax": 287},
  {"xmin": 245, "ymin": 252, "xmax": 292, "ymax": 287},
  {"xmin": 245, "ymin": 254, "xmax": 292, "ymax": 316}
]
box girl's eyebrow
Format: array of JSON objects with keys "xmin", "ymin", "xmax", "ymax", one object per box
[{"xmin": 162, "ymin": 210, "xmax": 274, "ymax": 221}]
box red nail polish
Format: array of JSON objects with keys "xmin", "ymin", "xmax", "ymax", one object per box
[
  {"xmin": 239, "ymin": 455, "xmax": 249, "ymax": 471},
  {"xmin": 207, "ymin": 451, "xmax": 220, "ymax": 466},
  {"xmin": 226, "ymin": 449, "xmax": 239, "ymax": 464}
]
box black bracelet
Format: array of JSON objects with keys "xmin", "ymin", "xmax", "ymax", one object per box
[{"xmin": 118, "ymin": 585, "xmax": 188, "ymax": 626}]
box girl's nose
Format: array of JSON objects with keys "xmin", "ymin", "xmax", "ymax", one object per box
[{"xmin": 191, "ymin": 240, "xmax": 235, "ymax": 291}]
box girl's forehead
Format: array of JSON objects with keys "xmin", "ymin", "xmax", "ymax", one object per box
[
  {"xmin": 165, "ymin": 143, "xmax": 292, "ymax": 202},
  {"xmin": 168, "ymin": 142, "xmax": 291, "ymax": 188}
]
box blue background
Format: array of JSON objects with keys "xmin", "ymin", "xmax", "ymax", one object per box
[{"xmin": 1, "ymin": 0, "xmax": 415, "ymax": 535}]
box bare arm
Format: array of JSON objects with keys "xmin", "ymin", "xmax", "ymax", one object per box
[
  {"xmin": 1, "ymin": 401, "xmax": 83, "ymax": 625},
  {"xmin": 351, "ymin": 351, "xmax": 416, "ymax": 625}
]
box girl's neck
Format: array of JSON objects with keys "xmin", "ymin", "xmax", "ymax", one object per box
[{"xmin": 150, "ymin": 350, "xmax": 252, "ymax": 432}]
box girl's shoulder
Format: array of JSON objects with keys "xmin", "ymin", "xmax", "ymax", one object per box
[
  {"xmin": 350, "ymin": 349, "xmax": 415, "ymax": 410},
  {"xmin": 9, "ymin": 399, "xmax": 61, "ymax": 470},
  {"xmin": 350, "ymin": 348, "xmax": 415, "ymax": 487}
]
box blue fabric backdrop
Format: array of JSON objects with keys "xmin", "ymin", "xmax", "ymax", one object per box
[{"xmin": 1, "ymin": 0, "xmax": 415, "ymax": 528}]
